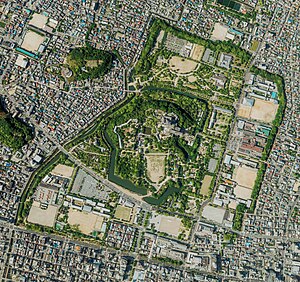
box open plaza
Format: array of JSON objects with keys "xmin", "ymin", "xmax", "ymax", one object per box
[{"xmin": 146, "ymin": 153, "xmax": 166, "ymax": 183}]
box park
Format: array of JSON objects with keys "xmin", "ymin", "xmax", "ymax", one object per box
[
  {"xmin": 66, "ymin": 18, "xmax": 254, "ymax": 211},
  {"xmin": 65, "ymin": 19, "xmax": 250, "ymax": 209}
]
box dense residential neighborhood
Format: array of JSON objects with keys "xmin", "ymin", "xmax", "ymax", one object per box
[{"xmin": 0, "ymin": 0, "xmax": 299, "ymax": 281}]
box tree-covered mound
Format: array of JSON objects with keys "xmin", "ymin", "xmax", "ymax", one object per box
[
  {"xmin": 0, "ymin": 104, "xmax": 33, "ymax": 150},
  {"xmin": 67, "ymin": 46, "xmax": 113, "ymax": 80}
]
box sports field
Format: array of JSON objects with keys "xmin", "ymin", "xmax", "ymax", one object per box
[
  {"xmin": 234, "ymin": 185, "xmax": 252, "ymax": 200},
  {"xmin": 200, "ymin": 175, "xmax": 213, "ymax": 196},
  {"xmin": 190, "ymin": 44, "xmax": 205, "ymax": 61},
  {"xmin": 250, "ymin": 99, "xmax": 278, "ymax": 123},
  {"xmin": 27, "ymin": 201, "xmax": 58, "ymax": 227},
  {"xmin": 233, "ymin": 166, "xmax": 258, "ymax": 189},
  {"xmin": 238, "ymin": 98, "xmax": 278, "ymax": 123},
  {"xmin": 150, "ymin": 215, "xmax": 183, "ymax": 237},
  {"xmin": 237, "ymin": 104, "xmax": 251, "ymax": 119},
  {"xmin": 114, "ymin": 205, "xmax": 132, "ymax": 222},
  {"xmin": 21, "ymin": 31, "xmax": 45, "ymax": 52},
  {"xmin": 29, "ymin": 13, "xmax": 48, "ymax": 29},
  {"xmin": 68, "ymin": 209, "xmax": 104, "ymax": 235},
  {"xmin": 211, "ymin": 23, "xmax": 228, "ymax": 41},
  {"xmin": 52, "ymin": 164, "xmax": 74, "ymax": 178}
]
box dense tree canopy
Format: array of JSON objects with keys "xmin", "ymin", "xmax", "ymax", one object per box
[
  {"xmin": 0, "ymin": 105, "xmax": 33, "ymax": 150},
  {"xmin": 67, "ymin": 46, "xmax": 114, "ymax": 80}
]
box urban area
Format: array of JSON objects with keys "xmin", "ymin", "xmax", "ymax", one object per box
[{"xmin": 0, "ymin": 0, "xmax": 299, "ymax": 281}]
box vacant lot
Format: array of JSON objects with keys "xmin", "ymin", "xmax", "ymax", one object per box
[
  {"xmin": 146, "ymin": 153, "xmax": 166, "ymax": 183},
  {"xmin": 52, "ymin": 164, "xmax": 74, "ymax": 178},
  {"xmin": 68, "ymin": 209, "xmax": 103, "ymax": 235},
  {"xmin": 114, "ymin": 205, "xmax": 132, "ymax": 222},
  {"xmin": 190, "ymin": 44, "xmax": 205, "ymax": 61},
  {"xmin": 200, "ymin": 175, "xmax": 213, "ymax": 196},
  {"xmin": 21, "ymin": 31, "xmax": 45, "ymax": 52},
  {"xmin": 28, "ymin": 201, "xmax": 58, "ymax": 227},
  {"xmin": 169, "ymin": 56, "xmax": 198, "ymax": 74},
  {"xmin": 250, "ymin": 99, "xmax": 278, "ymax": 123},
  {"xmin": 233, "ymin": 166, "xmax": 258, "ymax": 189},
  {"xmin": 29, "ymin": 13, "xmax": 48, "ymax": 29}
]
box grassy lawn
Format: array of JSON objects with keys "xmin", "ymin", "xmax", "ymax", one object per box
[{"xmin": 250, "ymin": 40, "xmax": 259, "ymax": 52}]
